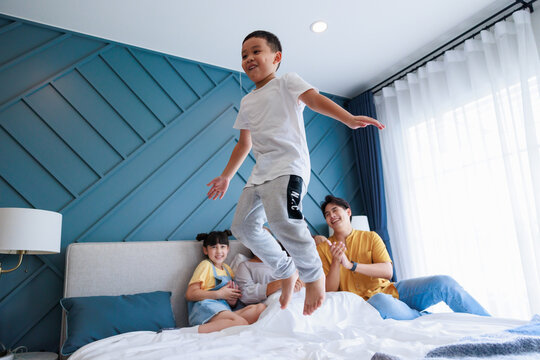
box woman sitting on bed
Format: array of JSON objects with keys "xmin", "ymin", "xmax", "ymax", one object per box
[
  {"xmin": 185, "ymin": 230, "xmax": 267, "ymax": 333},
  {"xmin": 235, "ymin": 227, "xmax": 304, "ymax": 305}
]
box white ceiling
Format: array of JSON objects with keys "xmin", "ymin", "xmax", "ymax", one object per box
[{"xmin": 0, "ymin": 0, "xmax": 515, "ymax": 98}]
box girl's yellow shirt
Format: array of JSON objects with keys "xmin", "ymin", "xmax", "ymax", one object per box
[{"xmin": 189, "ymin": 259, "xmax": 235, "ymax": 291}]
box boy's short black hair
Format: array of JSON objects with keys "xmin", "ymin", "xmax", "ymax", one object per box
[
  {"xmin": 243, "ymin": 30, "xmax": 282, "ymax": 53},
  {"xmin": 243, "ymin": 30, "xmax": 282, "ymax": 70},
  {"xmin": 320, "ymin": 195, "xmax": 351, "ymax": 217},
  {"xmin": 196, "ymin": 230, "xmax": 232, "ymax": 247}
]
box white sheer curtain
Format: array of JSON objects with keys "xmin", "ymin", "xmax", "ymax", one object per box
[{"xmin": 375, "ymin": 10, "xmax": 540, "ymax": 320}]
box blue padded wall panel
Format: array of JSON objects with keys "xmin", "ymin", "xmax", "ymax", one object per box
[
  {"xmin": 0, "ymin": 268, "xmax": 63, "ymax": 348},
  {"xmin": 25, "ymin": 86, "xmax": 122, "ymax": 176},
  {"xmin": 0, "ymin": 14, "xmax": 365, "ymax": 352},
  {"xmin": 0, "ymin": 101, "xmax": 99, "ymax": 195},
  {"xmin": 0, "ymin": 24, "xmax": 60, "ymax": 66},
  {"xmin": 0, "ymin": 36, "xmax": 106, "ymax": 106},
  {"xmin": 21, "ymin": 306, "xmax": 63, "ymax": 353},
  {"xmin": 77, "ymin": 55, "xmax": 164, "ymax": 139},
  {"xmin": 131, "ymin": 49, "xmax": 199, "ymax": 110},
  {"xmin": 168, "ymin": 58, "xmax": 215, "ymax": 97},
  {"xmin": 52, "ymin": 71, "xmax": 144, "ymax": 157},
  {"xmin": 0, "ymin": 255, "xmax": 44, "ymax": 304},
  {"xmin": 80, "ymin": 106, "xmax": 239, "ymax": 243},
  {"xmin": 204, "ymin": 66, "xmax": 233, "ymax": 84},
  {"xmin": 0, "ymin": 177, "xmax": 31, "ymax": 207},
  {"xmin": 100, "ymin": 47, "xmax": 181, "ymax": 124},
  {"xmin": 0, "ymin": 18, "xmax": 8, "ymax": 26},
  {"xmin": 0, "ymin": 128, "xmax": 74, "ymax": 210}
]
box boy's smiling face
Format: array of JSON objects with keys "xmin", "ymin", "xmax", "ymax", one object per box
[{"xmin": 241, "ymin": 37, "xmax": 282, "ymax": 88}]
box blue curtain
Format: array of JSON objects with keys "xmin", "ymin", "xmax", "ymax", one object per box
[{"xmin": 347, "ymin": 91, "xmax": 394, "ymax": 264}]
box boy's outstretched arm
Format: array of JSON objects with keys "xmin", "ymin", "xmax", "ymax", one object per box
[
  {"xmin": 299, "ymin": 89, "xmax": 385, "ymax": 130},
  {"xmin": 207, "ymin": 129, "xmax": 252, "ymax": 200}
]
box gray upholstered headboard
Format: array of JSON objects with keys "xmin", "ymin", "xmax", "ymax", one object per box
[{"xmin": 60, "ymin": 240, "xmax": 251, "ymax": 349}]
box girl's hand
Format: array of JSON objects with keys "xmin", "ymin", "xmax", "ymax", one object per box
[
  {"xmin": 207, "ymin": 176, "xmax": 230, "ymax": 200},
  {"xmin": 218, "ymin": 282, "xmax": 242, "ymax": 301},
  {"xmin": 346, "ymin": 115, "xmax": 385, "ymax": 130},
  {"xmin": 226, "ymin": 281, "xmax": 241, "ymax": 306}
]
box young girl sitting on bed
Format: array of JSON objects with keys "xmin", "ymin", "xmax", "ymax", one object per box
[{"xmin": 185, "ymin": 230, "xmax": 267, "ymax": 333}]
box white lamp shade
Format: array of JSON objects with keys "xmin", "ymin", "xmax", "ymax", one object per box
[
  {"xmin": 0, "ymin": 208, "xmax": 62, "ymax": 254},
  {"xmin": 329, "ymin": 215, "xmax": 370, "ymax": 236}
]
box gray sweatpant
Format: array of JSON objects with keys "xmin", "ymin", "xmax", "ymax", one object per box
[{"xmin": 231, "ymin": 175, "xmax": 323, "ymax": 283}]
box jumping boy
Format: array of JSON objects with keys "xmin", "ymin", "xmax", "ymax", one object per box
[{"xmin": 207, "ymin": 30, "xmax": 385, "ymax": 316}]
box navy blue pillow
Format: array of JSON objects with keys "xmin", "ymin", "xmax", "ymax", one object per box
[{"xmin": 60, "ymin": 291, "xmax": 176, "ymax": 355}]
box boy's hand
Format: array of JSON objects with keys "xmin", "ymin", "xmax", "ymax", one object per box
[
  {"xmin": 207, "ymin": 175, "xmax": 230, "ymax": 200},
  {"xmin": 346, "ymin": 115, "xmax": 385, "ymax": 130}
]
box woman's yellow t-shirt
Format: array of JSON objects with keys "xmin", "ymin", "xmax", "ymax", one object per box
[
  {"xmin": 189, "ymin": 259, "xmax": 235, "ymax": 291},
  {"xmin": 317, "ymin": 230, "xmax": 398, "ymax": 300}
]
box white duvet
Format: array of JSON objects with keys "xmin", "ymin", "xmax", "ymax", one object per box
[{"xmin": 69, "ymin": 290, "xmax": 526, "ymax": 360}]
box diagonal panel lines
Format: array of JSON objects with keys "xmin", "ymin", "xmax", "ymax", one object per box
[
  {"xmin": 60, "ymin": 77, "xmax": 239, "ymax": 246},
  {"xmin": 163, "ymin": 136, "xmax": 237, "ymax": 240},
  {"xmin": 127, "ymin": 48, "xmax": 185, "ymax": 113},
  {"xmin": 73, "ymin": 103, "xmax": 236, "ymax": 243},
  {"xmin": 0, "ymin": 33, "xmax": 70, "ymax": 73},
  {"xmin": 124, "ymin": 133, "xmax": 238, "ymax": 241},
  {"xmin": 0, "ymin": 20, "xmax": 21, "ymax": 35},
  {"xmin": 98, "ymin": 52, "xmax": 166, "ymax": 127},
  {"xmin": 0, "ymin": 41, "xmax": 112, "ymax": 113},
  {"xmin": 59, "ymin": 74, "xmax": 235, "ymax": 215},
  {"xmin": 72, "ymin": 67, "xmax": 147, "ymax": 144}
]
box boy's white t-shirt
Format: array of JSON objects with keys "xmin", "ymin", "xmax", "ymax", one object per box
[{"xmin": 233, "ymin": 72, "xmax": 317, "ymax": 187}]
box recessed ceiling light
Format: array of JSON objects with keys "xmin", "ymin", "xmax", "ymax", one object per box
[{"xmin": 311, "ymin": 20, "xmax": 328, "ymax": 33}]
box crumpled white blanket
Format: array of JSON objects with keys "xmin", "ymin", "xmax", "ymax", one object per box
[{"xmin": 69, "ymin": 290, "xmax": 526, "ymax": 360}]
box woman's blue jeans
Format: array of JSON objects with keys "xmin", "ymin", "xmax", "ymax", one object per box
[{"xmin": 367, "ymin": 275, "xmax": 490, "ymax": 320}]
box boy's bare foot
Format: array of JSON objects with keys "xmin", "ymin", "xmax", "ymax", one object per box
[
  {"xmin": 279, "ymin": 271, "xmax": 299, "ymax": 310},
  {"xmin": 303, "ymin": 276, "xmax": 325, "ymax": 315}
]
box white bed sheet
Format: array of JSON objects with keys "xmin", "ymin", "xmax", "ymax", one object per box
[{"xmin": 68, "ymin": 290, "xmax": 526, "ymax": 360}]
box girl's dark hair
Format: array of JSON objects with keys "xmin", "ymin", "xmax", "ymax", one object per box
[
  {"xmin": 196, "ymin": 229, "xmax": 232, "ymax": 247},
  {"xmin": 243, "ymin": 30, "xmax": 282, "ymax": 70}
]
